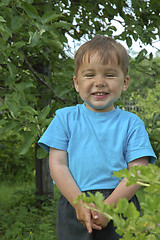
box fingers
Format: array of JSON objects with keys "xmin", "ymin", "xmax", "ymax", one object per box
[
  {"xmin": 93, "ymin": 215, "xmax": 109, "ymax": 229},
  {"xmin": 85, "ymin": 219, "xmax": 93, "ymax": 234},
  {"xmin": 90, "ymin": 202, "xmax": 109, "ymax": 229},
  {"xmin": 91, "ymin": 210, "xmax": 99, "ymax": 220},
  {"xmin": 91, "ymin": 222, "xmax": 102, "ymax": 231},
  {"xmin": 80, "ymin": 218, "xmax": 102, "ymax": 233},
  {"xmin": 90, "ymin": 202, "xmax": 99, "ymax": 220},
  {"xmin": 77, "ymin": 207, "xmax": 93, "ymax": 234},
  {"xmin": 76, "ymin": 203, "xmax": 103, "ymax": 233}
]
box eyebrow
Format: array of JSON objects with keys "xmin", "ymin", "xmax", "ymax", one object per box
[{"xmin": 82, "ymin": 69, "xmax": 95, "ymax": 74}]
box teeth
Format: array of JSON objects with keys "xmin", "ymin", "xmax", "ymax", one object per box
[{"xmin": 97, "ymin": 93, "xmax": 105, "ymax": 95}]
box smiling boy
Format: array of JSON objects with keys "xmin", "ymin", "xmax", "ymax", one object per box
[
  {"xmin": 73, "ymin": 52, "xmax": 129, "ymax": 113},
  {"xmin": 38, "ymin": 35, "xmax": 156, "ymax": 240}
]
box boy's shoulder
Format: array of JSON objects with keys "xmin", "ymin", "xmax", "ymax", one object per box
[
  {"xmin": 55, "ymin": 104, "xmax": 81, "ymax": 116},
  {"xmin": 118, "ymin": 108, "xmax": 143, "ymax": 124}
]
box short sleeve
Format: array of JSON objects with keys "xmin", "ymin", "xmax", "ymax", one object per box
[
  {"xmin": 38, "ymin": 111, "xmax": 69, "ymax": 152},
  {"xmin": 125, "ymin": 120, "xmax": 156, "ymax": 164}
]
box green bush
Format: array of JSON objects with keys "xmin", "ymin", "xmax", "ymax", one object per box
[
  {"xmin": 0, "ymin": 134, "xmax": 35, "ymax": 181},
  {"xmin": 0, "ymin": 181, "xmax": 60, "ymax": 240},
  {"xmin": 135, "ymin": 82, "xmax": 160, "ymax": 162}
]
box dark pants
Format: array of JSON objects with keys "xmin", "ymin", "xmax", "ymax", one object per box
[{"xmin": 57, "ymin": 189, "xmax": 140, "ymax": 240}]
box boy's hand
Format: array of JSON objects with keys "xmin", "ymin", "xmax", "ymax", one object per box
[
  {"xmin": 91, "ymin": 204, "xmax": 109, "ymax": 228},
  {"xmin": 74, "ymin": 202, "xmax": 102, "ymax": 233},
  {"xmin": 92, "ymin": 212, "xmax": 109, "ymax": 228}
]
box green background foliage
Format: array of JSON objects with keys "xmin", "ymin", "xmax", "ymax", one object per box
[{"xmin": 0, "ymin": 0, "xmax": 160, "ymax": 239}]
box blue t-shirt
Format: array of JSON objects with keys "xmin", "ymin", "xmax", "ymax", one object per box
[{"xmin": 38, "ymin": 103, "xmax": 156, "ymax": 191}]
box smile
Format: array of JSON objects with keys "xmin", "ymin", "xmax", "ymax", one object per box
[
  {"xmin": 96, "ymin": 93, "xmax": 106, "ymax": 96},
  {"xmin": 92, "ymin": 92, "xmax": 108, "ymax": 95},
  {"xmin": 91, "ymin": 92, "xmax": 109, "ymax": 100}
]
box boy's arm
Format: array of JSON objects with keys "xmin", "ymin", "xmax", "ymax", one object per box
[
  {"xmin": 49, "ymin": 147, "xmax": 101, "ymax": 233},
  {"xmin": 104, "ymin": 157, "xmax": 149, "ymax": 207},
  {"xmin": 92, "ymin": 157, "xmax": 149, "ymax": 228}
]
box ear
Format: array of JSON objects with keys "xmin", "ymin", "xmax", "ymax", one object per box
[
  {"xmin": 122, "ymin": 75, "xmax": 130, "ymax": 92},
  {"xmin": 73, "ymin": 75, "xmax": 79, "ymax": 92}
]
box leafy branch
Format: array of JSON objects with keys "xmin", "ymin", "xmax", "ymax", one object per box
[
  {"xmin": 22, "ymin": 52, "xmax": 66, "ymax": 103},
  {"xmin": 75, "ymin": 164, "xmax": 160, "ymax": 239},
  {"xmin": 23, "ymin": 53, "xmax": 54, "ymax": 93}
]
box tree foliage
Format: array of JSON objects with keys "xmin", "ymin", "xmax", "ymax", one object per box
[
  {"xmin": 134, "ymin": 82, "xmax": 160, "ymax": 162},
  {"xmin": 128, "ymin": 57, "xmax": 160, "ymax": 94},
  {"xmin": 0, "ymin": 0, "xmax": 160, "ymax": 159},
  {"xmin": 0, "ymin": 0, "xmax": 76, "ymax": 162}
]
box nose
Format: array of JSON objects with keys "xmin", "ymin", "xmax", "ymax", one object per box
[{"xmin": 94, "ymin": 76, "xmax": 106, "ymax": 88}]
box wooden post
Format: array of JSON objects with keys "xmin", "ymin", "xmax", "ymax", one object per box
[
  {"xmin": 42, "ymin": 158, "xmax": 53, "ymax": 198},
  {"xmin": 35, "ymin": 144, "xmax": 53, "ymax": 199}
]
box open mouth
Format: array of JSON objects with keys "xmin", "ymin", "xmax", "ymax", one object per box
[
  {"xmin": 92, "ymin": 92, "xmax": 109, "ymax": 99},
  {"xmin": 92, "ymin": 92, "xmax": 107, "ymax": 96}
]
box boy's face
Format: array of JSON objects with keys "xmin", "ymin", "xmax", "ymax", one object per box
[{"xmin": 74, "ymin": 53, "xmax": 130, "ymax": 112}]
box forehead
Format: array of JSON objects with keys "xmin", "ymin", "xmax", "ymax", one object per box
[{"xmin": 81, "ymin": 51, "xmax": 119, "ymax": 67}]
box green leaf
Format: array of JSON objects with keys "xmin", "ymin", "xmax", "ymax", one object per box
[
  {"xmin": 41, "ymin": 12, "xmax": 62, "ymax": 24},
  {"xmin": 11, "ymin": 16, "xmax": 24, "ymax": 32},
  {"xmin": 11, "ymin": 41, "xmax": 26, "ymax": 48},
  {"xmin": 146, "ymin": 235, "xmax": 157, "ymax": 240},
  {"xmin": 0, "ymin": 25, "xmax": 12, "ymax": 40},
  {"xmin": 6, "ymin": 99, "xmax": 19, "ymax": 117},
  {"xmin": 41, "ymin": 118, "xmax": 52, "ymax": 128},
  {"xmin": 103, "ymin": 4, "xmax": 117, "ymax": 16},
  {"xmin": 126, "ymin": 36, "xmax": 132, "ymax": 48},
  {"xmin": 38, "ymin": 105, "xmax": 51, "ymax": 122},
  {"xmin": 93, "ymin": 192, "xmax": 105, "ymax": 209},
  {"xmin": 42, "ymin": 38, "xmax": 63, "ymax": 49},
  {"xmin": 54, "ymin": 85, "xmax": 70, "ymax": 97},
  {"xmin": 112, "ymin": 214, "xmax": 126, "ymax": 231},
  {"xmin": 127, "ymin": 202, "xmax": 140, "ymax": 219},
  {"xmin": 0, "ymin": 119, "xmax": 6, "ymax": 126},
  {"xmin": 37, "ymin": 148, "xmax": 48, "ymax": 159},
  {"xmin": 7, "ymin": 62, "xmax": 17, "ymax": 78},
  {"xmin": 16, "ymin": 82, "xmax": 35, "ymax": 92},
  {"xmin": 0, "ymin": 121, "xmax": 18, "ymax": 135},
  {"xmin": 149, "ymin": 52, "xmax": 153, "ymax": 60},
  {"xmin": 108, "ymin": 26, "xmax": 117, "ymax": 32},
  {"xmin": 150, "ymin": 133, "xmax": 160, "ymax": 142},
  {"xmin": 0, "ymin": 16, "xmax": 6, "ymax": 22},
  {"xmin": 0, "ymin": 102, "xmax": 7, "ymax": 111},
  {"xmin": 0, "ymin": 0, "xmax": 10, "ymax": 7},
  {"xmin": 22, "ymin": 3, "xmax": 38, "ymax": 19},
  {"xmin": 28, "ymin": 31, "xmax": 40, "ymax": 47},
  {"xmin": 116, "ymin": 198, "xmax": 129, "ymax": 213},
  {"xmin": 0, "ymin": 25, "xmax": 5, "ymax": 34},
  {"xmin": 136, "ymin": 49, "xmax": 147, "ymax": 63},
  {"xmin": 53, "ymin": 21, "xmax": 71, "ymax": 31},
  {"xmin": 22, "ymin": 106, "xmax": 38, "ymax": 115},
  {"xmin": 19, "ymin": 132, "xmax": 35, "ymax": 155}
]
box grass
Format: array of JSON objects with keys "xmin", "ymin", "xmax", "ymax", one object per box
[{"xmin": 0, "ymin": 179, "xmax": 60, "ymax": 240}]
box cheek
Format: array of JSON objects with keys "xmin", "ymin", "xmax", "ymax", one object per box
[
  {"xmin": 80, "ymin": 82, "xmax": 91, "ymax": 92},
  {"xmin": 112, "ymin": 81, "xmax": 124, "ymax": 91},
  {"xmin": 109, "ymin": 82, "xmax": 120, "ymax": 91}
]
